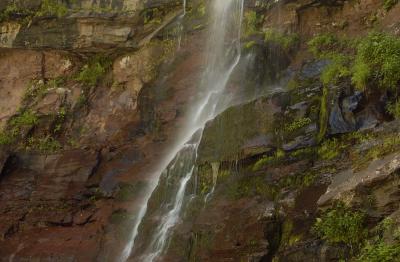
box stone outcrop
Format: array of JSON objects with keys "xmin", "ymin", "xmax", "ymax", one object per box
[{"xmin": 0, "ymin": 0, "xmax": 400, "ymax": 261}]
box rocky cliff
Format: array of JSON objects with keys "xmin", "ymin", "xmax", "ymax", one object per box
[{"xmin": 1, "ymin": 0, "xmax": 400, "ymax": 261}]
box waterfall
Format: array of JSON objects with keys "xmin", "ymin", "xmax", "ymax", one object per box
[{"xmin": 120, "ymin": 0, "xmax": 245, "ymax": 261}]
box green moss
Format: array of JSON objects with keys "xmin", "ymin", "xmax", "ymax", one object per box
[
  {"xmin": 313, "ymin": 203, "xmax": 366, "ymax": 249},
  {"xmin": 387, "ymin": 100, "xmax": 400, "ymax": 119},
  {"xmin": 10, "ymin": 110, "xmax": 38, "ymax": 128},
  {"xmin": 284, "ymin": 117, "xmax": 312, "ymax": 133},
  {"xmin": 352, "ymin": 32, "xmax": 400, "ymax": 90},
  {"xmin": 143, "ymin": 8, "xmax": 163, "ymax": 25},
  {"xmin": 357, "ymin": 218, "xmax": 400, "ymax": 261},
  {"xmin": 0, "ymin": 2, "xmax": 32, "ymax": 23},
  {"xmin": 308, "ymin": 33, "xmax": 339, "ymax": 57},
  {"xmin": 317, "ymin": 86, "xmax": 329, "ymax": 142},
  {"xmin": 278, "ymin": 171, "xmax": 317, "ymax": 189},
  {"xmin": 0, "ymin": 0, "xmax": 67, "ymax": 24},
  {"xmin": 320, "ymin": 54, "xmax": 351, "ymax": 86},
  {"xmin": 0, "ymin": 131, "xmax": 14, "ymax": 146},
  {"xmin": 26, "ymin": 136, "xmax": 61, "ymax": 153},
  {"xmin": 52, "ymin": 106, "xmax": 68, "ymax": 134},
  {"xmin": 383, "ymin": 0, "xmax": 398, "ymax": 11},
  {"xmin": 264, "ymin": 29, "xmax": 299, "ymax": 51},
  {"xmin": 227, "ymin": 175, "xmax": 278, "ymax": 200},
  {"xmin": 317, "ymin": 138, "xmax": 344, "ymax": 160},
  {"xmin": 244, "ymin": 41, "xmax": 256, "ymax": 49},
  {"xmin": 243, "ymin": 11, "xmax": 261, "ymax": 36},
  {"xmin": 252, "ymin": 149, "xmax": 285, "ymax": 171},
  {"xmin": 280, "ymin": 219, "xmax": 294, "ymax": 248},
  {"xmin": 36, "ymin": 0, "xmax": 68, "ymax": 18},
  {"xmin": 357, "ymin": 242, "xmax": 400, "ymax": 262}
]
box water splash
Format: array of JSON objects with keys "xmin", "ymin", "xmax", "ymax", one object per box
[{"xmin": 120, "ymin": 0, "xmax": 245, "ymax": 261}]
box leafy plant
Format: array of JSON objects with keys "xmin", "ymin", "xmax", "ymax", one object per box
[
  {"xmin": 0, "ymin": 131, "xmax": 14, "ymax": 145},
  {"xmin": 36, "ymin": 0, "xmax": 68, "ymax": 17},
  {"xmin": 352, "ymin": 32, "xmax": 400, "ymax": 90},
  {"xmin": 284, "ymin": 117, "xmax": 312, "ymax": 133},
  {"xmin": 75, "ymin": 55, "xmax": 112, "ymax": 87},
  {"xmin": 10, "ymin": 110, "xmax": 38, "ymax": 128},
  {"xmin": 253, "ymin": 149, "xmax": 286, "ymax": 171},
  {"xmin": 313, "ymin": 203, "xmax": 366, "ymax": 250},
  {"xmin": 317, "ymin": 138, "xmax": 345, "ymax": 160},
  {"xmin": 357, "ymin": 242, "xmax": 400, "ymax": 262},
  {"xmin": 243, "ymin": 11, "xmax": 261, "ymax": 36},
  {"xmin": 320, "ymin": 54, "xmax": 351, "ymax": 86},
  {"xmin": 27, "ymin": 136, "xmax": 61, "ymax": 153},
  {"xmin": 308, "ymin": 33, "xmax": 339, "ymax": 57}
]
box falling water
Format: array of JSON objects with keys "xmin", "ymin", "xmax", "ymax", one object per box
[{"xmin": 120, "ymin": 0, "xmax": 244, "ymax": 261}]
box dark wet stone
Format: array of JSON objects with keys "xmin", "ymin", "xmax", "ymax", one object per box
[{"xmin": 300, "ymin": 60, "xmax": 330, "ymax": 79}]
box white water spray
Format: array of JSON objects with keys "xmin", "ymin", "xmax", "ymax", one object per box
[{"xmin": 120, "ymin": 0, "xmax": 244, "ymax": 261}]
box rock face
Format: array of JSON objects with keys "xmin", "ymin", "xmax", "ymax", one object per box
[{"xmin": 0, "ymin": 0, "xmax": 400, "ymax": 261}]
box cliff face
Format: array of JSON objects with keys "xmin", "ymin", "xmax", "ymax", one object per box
[{"xmin": 0, "ymin": 0, "xmax": 400, "ymax": 261}]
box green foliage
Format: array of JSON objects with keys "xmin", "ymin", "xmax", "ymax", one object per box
[
  {"xmin": 366, "ymin": 135, "xmax": 400, "ymax": 160},
  {"xmin": 0, "ymin": 0, "xmax": 67, "ymax": 23},
  {"xmin": 0, "ymin": 2, "xmax": 32, "ymax": 23},
  {"xmin": 143, "ymin": 8, "xmax": 162, "ymax": 25},
  {"xmin": 357, "ymin": 242, "xmax": 400, "ymax": 262},
  {"xmin": 356, "ymin": 218, "xmax": 400, "ymax": 262},
  {"xmin": 320, "ymin": 54, "xmax": 351, "ymax": 86},
  {"xmin": 36, "ymin": 0, "xmax": 68, "ymax": 17},
  {"xmin": 284, "ymin": 117, "xmax": 312, "ymax": 133},
  {"xmin": 383, "ymin": 0, "xmax": 398, "ymax": 11},
  {"xmin": 75, "ymin": 55, "xmax": 112, "ymax": 87},
  {"xmin": 387, "ymin": 100, "xmax": 400, "ymax": 119},
  {"xmin": 318, "ymin": 86, "xmax": 329, "ymax": 142},
  {"xmin": 0, "ymin": 131, "xmax": 13, "ymax": 145},
  {"xmin": 244, "ymin": 41, "xmax": 256, "ymax": 49},
  {"xmin": 10, "ymin": 110, "xmax": 38, "ymax": 128},
  {"xmin": 313, "ymin": 203, "xmax": 366, "ymax": 248},
  {"xmin": 278, "ymin": 171, "xmax": 317, "ymax": 189},
  {"xmin": 53, "ymin": 106, "xmax": 68, "ymax": 133},
  {"xmin": 243, "ymin": 11, "xmax": 261, "ymax": 36},
  {"xmin": 26, "ymin": 136, "xmax": 61, "ymax": 153},
  {"xmin": 318, "ymin": 138, "xmax": 344, "ymax": 160},
  {"xmin": 227, "ymin": 175, "xmax": 278, "ymax": 200},
  {"xmin": 308, "ymin": 33, "xmax": 339, "ymax": 57},
  {"xmin": 264, "ymin": 28, "xmax": 299, "ymax": 51},
  {"xmin": 23, "ymin": 78, "xmax": 63, "ymax": 103},
  {"xmin": 352, "ymin": 32, "xmax": 400, "ymax": 90},
  {"xmin": 253, "ymin": 149, "xmax": 285, "ymax": 171},
  {"xmin": 308, "ymin": 34, "xmax": 352, "ymax": 86}
]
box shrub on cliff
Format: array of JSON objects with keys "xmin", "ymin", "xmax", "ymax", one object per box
[
  {"xmin": 313, "ymin": 203, "xmax": 366, "ymax": 250},
  {"xmin": 76, "ymin": 55, "xmax": 112, "ymax": 87},
  {"xmin": 352, "ymin": 32, "xmax": 400, "ymax": 91}
]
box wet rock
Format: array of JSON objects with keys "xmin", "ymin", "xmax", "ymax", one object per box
[
  {"xmin": 198, "ymin": 96, "xmax": 282, "ymax": 163},
  {"xmin": 73, "ymin": 208, "xmax": 96, "ymax": 225},
  {"xmin": 299, "ymin": 60, "xmax": 330, "ymax": 80},
  {"xmin": 0, "ymin": 150, "xmax": 99, "ymax": 201},
  {"xmin": 282, "ymin": 135, "xmax": 316, "ymax": 151}
]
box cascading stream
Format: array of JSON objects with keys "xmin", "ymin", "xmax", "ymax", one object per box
[{"xmin": 120, "ymin": 0, "xmax": 244, "ymax": 261}]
